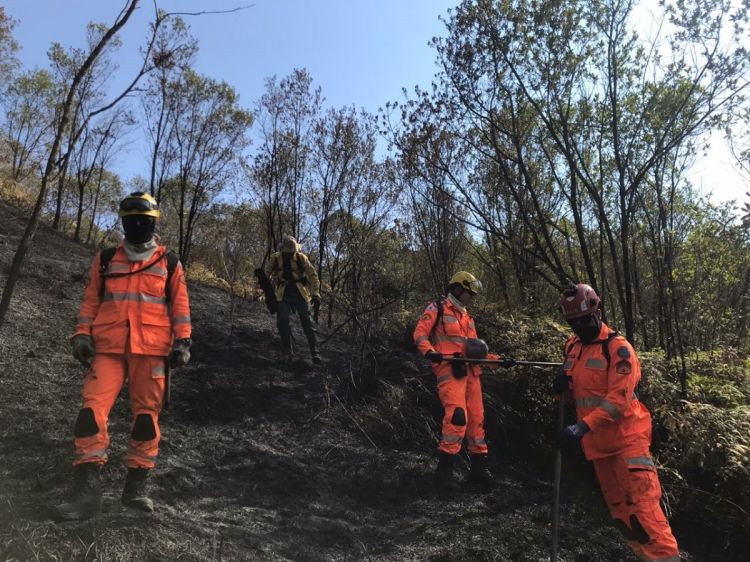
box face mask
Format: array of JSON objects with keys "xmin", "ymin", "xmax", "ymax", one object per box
[
  {"xmin": 122, "ymin": 215, "xmax": 156, "ymax": 244},
  {"xmin": 568, "ymin": 314, "xmax": 602, "ymax": 344}
]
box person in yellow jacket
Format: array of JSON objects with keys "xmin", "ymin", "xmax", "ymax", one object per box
[
  {"xmin": 413, "ymin": 271, "xmax": 514, "ymax": 490},
  {"xmin": 55, "ymin": 192, "xmax": 192, "ymax": 520},
  {"xmin": 266, "ymin": 235, "xmax": 322, "ymax": 364}
]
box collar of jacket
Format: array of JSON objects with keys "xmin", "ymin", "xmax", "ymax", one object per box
[
  {"xmin": 447, "ymin": 293, "xmax": 466, "ymax": 314},
  {"xmin": 121, "ymin": 235, "xmax": 159, "ymax": 262}
]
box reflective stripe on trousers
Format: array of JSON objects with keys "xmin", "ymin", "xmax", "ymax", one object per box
[
  {"xmin": 75, "ymin": 448, "xmax": 107, "ymax": 463},
  {"xmin": 626, "ymin": 455, "xmax": 655, "ymax": 468}
]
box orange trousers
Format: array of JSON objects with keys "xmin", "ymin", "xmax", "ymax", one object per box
[
  {"xmin": 73, "ymin": 352, "xmax": 165, "ymax": 469},
  {"xmin": 436, "ymin": 372, "xmax": 488, "ymax": 455},
  {"xmin": 593, "ymin": 453, "xmax": 679, "ymax": 561}
]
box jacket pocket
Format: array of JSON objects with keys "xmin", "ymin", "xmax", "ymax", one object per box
[
  {"xmin": 92, "ymin": 318, "xmax": 125, "ymax": 350},
  {"xmin": 141, "ymin": 315, "xmax": 172, "ymax": 349},
  {"xmin": 140, "ymin": 268, "xmax": 167, "ymax": 298},
  {"xmin": 581, "ymin": 359, "xmax": 608, "ymax": 392}
]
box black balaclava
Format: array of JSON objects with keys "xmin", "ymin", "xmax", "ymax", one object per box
[
  {"xmin": 122, "ymin": 215, "xmax": 156, "ymax": 244},
  {"xmin": 568, "ymin": 313, "xmax": 602, "ymax": 344}
]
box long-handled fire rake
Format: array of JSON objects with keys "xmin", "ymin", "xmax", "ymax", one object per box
[{"xmin": 438, "ymin": 356, "xmax": 563, "ymax": 368}]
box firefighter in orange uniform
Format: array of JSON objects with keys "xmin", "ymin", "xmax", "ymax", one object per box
[
  {"xmin": 55, "ymin": 192, "xmax": 192, "ymax": 520},
  {"xmin": 413, "ymin": 271, "xmax": 514, "ymax": 490},
  {"xmin": 555, "ymin": 283, "xmax": 679, "ymax": 561}
]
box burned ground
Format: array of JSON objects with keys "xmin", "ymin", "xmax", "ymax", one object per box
[{"xmin": 0, "ymin": 200, "xmax": 719, "ymax": 561}]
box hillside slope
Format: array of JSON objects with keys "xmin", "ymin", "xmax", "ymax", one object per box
[{"xmin": 0, "ymin": 200, "xmax": 700, "ymax": 561}]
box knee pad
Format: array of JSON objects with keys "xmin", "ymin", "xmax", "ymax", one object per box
[
  {"xmin": 450, "ymin": 407, "xmax": 466, "ymax": 426},
  {"xmin": 612, "ymin": 518, "xmax": 635, "ymax": 541},
  {"xmin": 74, "ymin": 407, "xmax": 99, "ymax": 438},
  {"xmin": 131, "ymin": 413, "xmax": 157, "ymax": 441},
  {"xmin": 629, "ymin": 514, "xmax": 650, "ymax": 545},
  {"xmin": 612, "ymin": 516, "xmax": 650, "ymax": 545}
]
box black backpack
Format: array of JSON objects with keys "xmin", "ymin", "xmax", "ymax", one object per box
[{"xmin": 98, "ymin": 247, "xmax": 179, "ymax": 299}]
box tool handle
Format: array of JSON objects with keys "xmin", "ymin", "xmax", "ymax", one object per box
[
  {"xmin": 439, "ymin": 356, "xmax": 563, "ymax": 368},
  {"xmin": 163, "ymin": 363, "xmax": 171, "ymax": 410},
  {"xmin": 551, "ymin": 392, "xmax": 566, "ymax": 561}
]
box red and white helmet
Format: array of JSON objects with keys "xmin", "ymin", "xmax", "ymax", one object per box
[{"xmin": 559, "ymin": 283, "xmax": 600, "ymax": 320}]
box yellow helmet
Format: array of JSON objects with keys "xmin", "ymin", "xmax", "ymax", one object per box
[
  {"xmin": 118, "ymin": 192, "xmax": 160, "ymax": 219},
  {"xmin": 449, "ymin": 271, "xmax": 482, "ymax": 294}
]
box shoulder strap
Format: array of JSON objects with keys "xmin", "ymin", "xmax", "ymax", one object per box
[
  {"xmin": 429, "ymin": 298, "xmax": 445, "ymax": 341},
  {"xmin": 601, "ymin": 330, "xmax": 620, "ymax": 369},
  {"xmin": 164, "ymin": 250, "xmax": 178, "ymax": 281},
  {"xmin": 164, "ymin": 250, "xmax": 179, "ymax": 297},
  {"xmin": 295, "ymin": 252, "xmax": 306, "ymax": 275},
  {"xmin": 98, "ymin": 247, "xmax": 117, "ymax": 298}
]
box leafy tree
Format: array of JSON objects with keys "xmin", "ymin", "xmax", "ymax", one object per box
[
  {"xmin": 47, "ymin": 22, "xmax": 122, "ymax": 230},
  {"xmin": 2, "ymin": 69, "xmax": 56, "ymax": 182},
  {"xmin": 84, "ymin": 167, "xmax": 122, "ymax": 246},
  {"xmin": 161, "ymin": 70, "xmax": 252, "ymax": 266},
  {"xmin": 249, "ymin": 69, "xmax": 322, "ymax": 257},
  {"xmin": 70, "ymin": 108, "xmax": 133, "ymax": 242},
  {"xmin": 310, "ymin": 106, "xmax": 380, "ymax": 316},
  {"xmin": 0, "ymin": 6, "xmax": 19, "ymax": 84},
  {"xmin": 141, "ymin": 14, "xmax": 198, "ymax": 200}
]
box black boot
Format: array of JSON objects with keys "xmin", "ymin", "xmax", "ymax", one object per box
[
  {"xmin": 468, "ymin": 454, "xmax": 497, "ymax": 489},
  {"xmin": 308, "ymin": 334, "xmax": 322, "ymax": 365},
  {"xmin": 434, "ymin": 452, "xmax": 461, "ymax": 491},
  {"xmin": 280, "ymin": 331, "xmax": 293, "ymax": 357},
  {"xmin": 122, "ymin": 468, "xmax": 154, "ymax": 512},
  {"xmin": 55, "ymin": 462, "xmax": 102, "ymax": 521}
]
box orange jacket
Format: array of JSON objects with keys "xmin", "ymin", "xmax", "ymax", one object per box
[
  {"xmin": 74, "ymin": 243, "xmax": 191, "ymax": 356},
  {"xmin": 563, "ymin": 322, "xmax": 652, "ymax": 459},
  {"xmin": 413, "ymin": 296, "xmax": 498, "ymax": 379}
]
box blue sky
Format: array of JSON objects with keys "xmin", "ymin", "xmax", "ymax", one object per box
[
  {"xmin": 5, "ymin": 0, "xmax": 456, "ymax": 179},
  {"xmin": 4, "ymin": 0, "xmax": 749, "ymax": 205}
]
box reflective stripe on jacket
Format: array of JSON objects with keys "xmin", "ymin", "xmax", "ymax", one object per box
[
  {"xmin": 266, "ymin": 251, "xmax": 320, "ymax": 303},
  {"xmin": 74, "ymin": 243, "xmax": 192, "ymax": 355},
  {"xmin": 564, "ymin": 322, "xmax": 652, "ymax": 459}
]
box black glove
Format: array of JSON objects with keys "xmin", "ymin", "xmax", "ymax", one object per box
[
  {"xmin": 499, "ymin": 357, "xmax": 516, "ymax": 368},
  {"xmin": 426, "ymin": 351, "xmax": 443, "ymax": 363},
  {"xmin": 552, "ymin": 373, "xmax": 572, "ymax": 395},
  {"xmin": 560, "ymin": 421, "xmax": 590, "ymax": 453},
  {"xmin": 564, "ymin": 421, "xmax": 590, "ymax": 439},
  {"xmin": 311, "ymin": 294, "xmax": 321, "ymax": 307},
  {"xmin": 168, "ymin": 338, "xmax": 192, "ymax": 368},
  {"xmin": 71, "ymin": 334, "xmax": 95, "ymax": 368}
]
